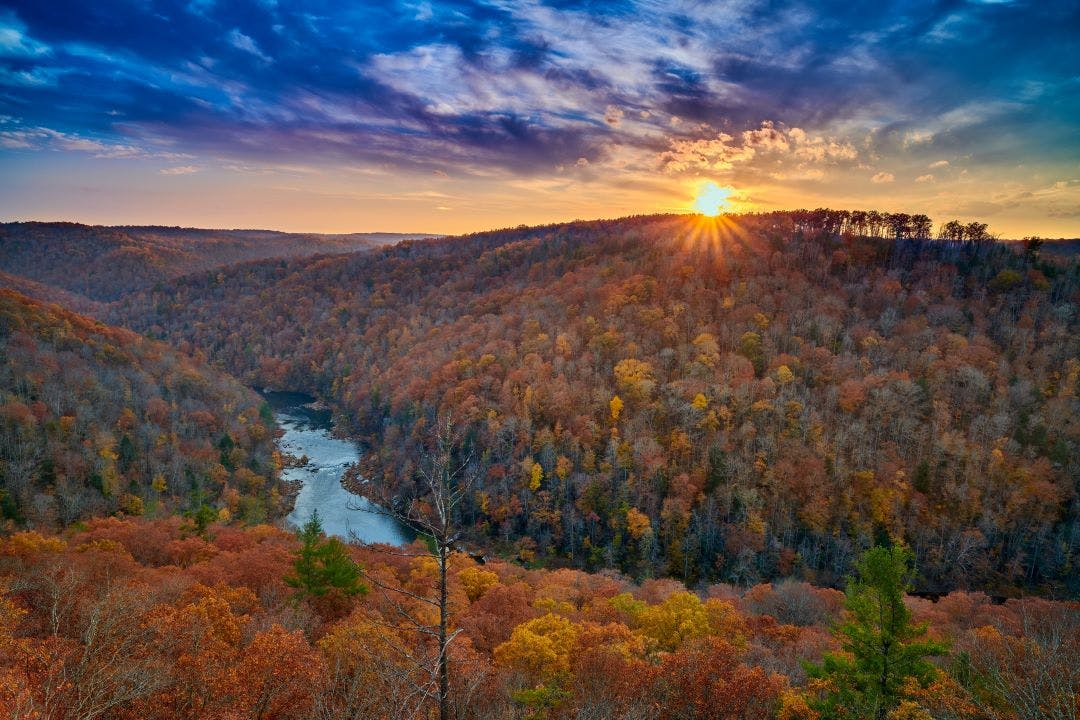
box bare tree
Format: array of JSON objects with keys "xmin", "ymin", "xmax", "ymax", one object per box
[
  {"xmin": 350, "ymin": 415, "xmax": 482, "ymax": 720},
  {"xmin": 961, "ymin": 600, "xmax": 1080, "ymax": 720}
]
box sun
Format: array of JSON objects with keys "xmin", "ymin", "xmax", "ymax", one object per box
[{"xmin": 691, "ymin": 181, "xmax": 733, "ymax": 216}]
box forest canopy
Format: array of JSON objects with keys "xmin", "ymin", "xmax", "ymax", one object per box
[
  {"xmin": 0, "ymin": 211, "xmax": 1077, "ymax": 719},
  {"xmin": 0, "ymin": 290, "xmax": 287, "ymax": 528},
  {"xmin": 0, "ymin": 517, "xmax": 1075, "ymax": 719},
  {"xmin": 99, "ymin": 211, "xmax": 1079, "ymax": 596}
]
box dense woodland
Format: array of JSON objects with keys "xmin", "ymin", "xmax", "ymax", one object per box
[
  {"xmin": 101, "ymin": 212, "xmax": 1080, "ymax": 595},
  {"xmin": 0, "ymin": 211, "xmax": 1078, "ymax": 719},
  {"xmin": 0, "ymin": 290, "xmax": 286, "ymax": 527},
  {"xmin": 0, "ymin": 517, "xmax": 1075, "ymax": 719},
  {"xmin": 0, "ymin": 222, "xmax": 428, "ymax": 303}
]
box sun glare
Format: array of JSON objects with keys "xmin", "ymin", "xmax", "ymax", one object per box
[{"xmin": 692, "ymin": 181, "xmax": 733, "ymax": 216}]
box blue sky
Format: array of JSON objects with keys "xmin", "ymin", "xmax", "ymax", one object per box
[{"xmin": 1, "ymin": 0, "xmax": 1077, "ymax": 234}]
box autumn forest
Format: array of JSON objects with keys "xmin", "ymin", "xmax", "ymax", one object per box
[{"xmin": 0, "ymin": 208, "xmax": 1076, "ymax": 719}]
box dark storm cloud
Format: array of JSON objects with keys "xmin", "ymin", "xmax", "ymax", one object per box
[{"xmin": 1, "ymin": 0, "xmax": 1077, "ymax": 175}]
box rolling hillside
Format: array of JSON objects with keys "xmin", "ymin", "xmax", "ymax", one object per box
[
  {"xmin": 106, "ymin": 212, "xmax": 1080, "ymax": 595},
  {"xmin": 0, "ymin": 289, "xmax": 286, "ymax": 527},
  {"xmin": 0, "ymin": 222, "xmax": 438, "ymax": 302}
]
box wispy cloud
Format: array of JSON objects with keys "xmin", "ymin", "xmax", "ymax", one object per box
[
  {"xmin": 0, "ymin": 124, "xmax": 189, "ymax": 159},
  {"xmin": 159, "ymin": 165, "xmax": 200, "ymax": 175},
  {"xmin": 0, "ymin": 14, "xmax": 50, "ymax": 58},
  {"xmin": 227, "ymin": 29, "xmax": 271, "ymax": 63}
]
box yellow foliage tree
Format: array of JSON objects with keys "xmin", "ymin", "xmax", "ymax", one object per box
[
  {"xmin": 1, "ymin": 531, "xmax": 66, "ymax": 556},
  {"xmin": 119, "ymin": 493, "xmax": 144, "ymax": 516},
  {"xmin": 669, "ymin": 429, "xmax": 692, "ymax": 457},
  {"xmin": 777, "ymin": 364, "xmax": 795, "ymax": 384},
  {"xmin": 636, "ymin": 591, "xmax": 710, "ymax": 653},
  {"xmin": 626, "ymin": 508, "xmax": 651, "ymax": 540},
  {"xmin": 529, "ymin": 462, "xmax": 543, "ymax": 492},
  {"xmin": 777, "ymin": 689, "xmax": 821, "ymax": 720},
  {"xmin": 458, "ymin": 566, "xmax": 499, "ymax": 602},
  {"xmin": 494, "ymin": 613, "xmax": 580, "ymax": 681},
  {"xmin": 692, "ymin": 333, "xmax": 720, "ymax": 368},
  {"xmin": 613, "ymin": 358, "xmax": 655, "ymax": 401},
  {"xmin": 100, "ymin": 465, "xmax": 119, "ymax": 498},
  {"xmin": 704, "ymin": 599, "xmax": 749, "ymax": 645},
  {"xmin": 609, "ymin": 395, "xmax": 624, "ymax": 423}
]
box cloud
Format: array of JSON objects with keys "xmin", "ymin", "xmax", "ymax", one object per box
[
  {"xmin": 929, "ymin": 160, "xmax": 950, "ymax": 169},
  {"xmin": 0, "ymin": 16, "xmax": 50, "ymax": 58},
  {"xmin": 662, "ymin": 132, "xmax": 754, "ymax": 172},
  {"xmin": 227, "ymin": 29, "xmax": 271, "ymax": 62},
  {"xmin": 604, "ymin": 105, "xmax": 624, "ymax": 127},
  {"xmin": 915, "ymin": 174, "xmax": 934, "ymax": 183},
  {"xmin": 785, "ymin": 128, "xmax": 857, "ymax": 162},
  {"xmin": 770, "ymin": 167, "xmax": 825, "ymax": 182},
  {"xmin": 871, "ymin": 172, "xmax": 895, "ymax": 184},
  {"xmin": 0, "ymin": 124, "xmax": 187, "ymax": 159},
  {"xmin": 159, "ymin": 165, "xmax": 200, "ymax": 175},
  {"xmin": 743, "ymin": 121, "xmax": 790, "ymax": 153},
  {"xmin": 661, "ymin": 121, "xmax": 858, "ymax": 174}
]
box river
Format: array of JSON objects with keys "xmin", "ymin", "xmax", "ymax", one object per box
[{"xmin": 264, "ymin": 391, "xmax": 411, "ymax": 545}]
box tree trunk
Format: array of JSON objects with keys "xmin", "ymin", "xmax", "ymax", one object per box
[{"xmin": 439, "ymin": 538, "xmax": 449, "ymax": 720}]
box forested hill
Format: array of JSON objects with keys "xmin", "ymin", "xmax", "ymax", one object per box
[
  {"xmin": 0, "ymin": 290, "xmax": 286, "ymax": 528},
  {"xmin": 0, "ymin": 221, "xmax": 438, "ymax": 302},
  {"xmin": 109, "ymin": 212, "xmax": 1080, "ymax": 595}
]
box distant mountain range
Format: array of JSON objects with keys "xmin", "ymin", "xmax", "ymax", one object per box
[
  {"xmin": 1022, "ymin": 238, "xmax": 1080, "ymax": 256},
  {"xmin": 0, "ymin": 221, "xmax": 441, "ymax": 304}
]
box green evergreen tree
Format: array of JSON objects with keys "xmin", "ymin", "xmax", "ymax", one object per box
[
  {"xmin": 285, "ymin": 510, "xmax": 367, "ymax": 599},
  {"xmin": 181, "ymin": 485, "xmax": 217, "ymax": 537},
  {"xmin": 184, "ymin": 502, "xmax": 217, "ymax": 538},
  {"xmin": 118, "ymin": 433, "xmax": 137, "ymax": 473},
  {"xmin": 217, "ymin": 432, "xmax": 236, "ymax": 470},
  {"xmin": 805, "ymin": 545, "xmax": 948, "ymax": 719}
]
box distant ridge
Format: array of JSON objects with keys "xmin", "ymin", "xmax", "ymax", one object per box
[
  {"xmin": 0, "ymin": 221, "xmax": 440, "ymax": 303},
  {"xmin": 1004, "ymin": 237, "xmax": 1080, "ymax": 256},
  {"xmin": 4, "ymin": 220, "xmax": 443, "ymax": 236}
]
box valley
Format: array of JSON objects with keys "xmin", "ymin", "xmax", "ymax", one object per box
[
  {"xmin": 0, "ymin": 212, "xmax": 1076, "ymax": 720},
  {"xmin": 3, "ymin": 2, "xmax": 1076, "ymax": 716},
  {"xmin": 95, "ymin": 212, "xmax": 1079, "ymax": 596}
]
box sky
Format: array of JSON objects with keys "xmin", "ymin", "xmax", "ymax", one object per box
[{"xmin": 0, "ymin": 0, "xmax": 1078, "ymax": 236}]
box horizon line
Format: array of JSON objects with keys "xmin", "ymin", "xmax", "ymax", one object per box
[{"xmin": 2, "ymin": 212, "xmax": 1079, "ymax": 243}]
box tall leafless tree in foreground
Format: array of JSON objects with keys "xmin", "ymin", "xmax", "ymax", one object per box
[{"xmin": 349, "ymin": 415, "xmax": 482, "ymax": 720}]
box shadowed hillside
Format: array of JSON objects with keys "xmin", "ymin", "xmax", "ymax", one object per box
[
  {"xmin": 0, "ymin": 222, "xmax": 439, "ymax": 302},
  {"xmin": 0, "ymin": 290, "xmax": 286, "ymax": 528}
]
